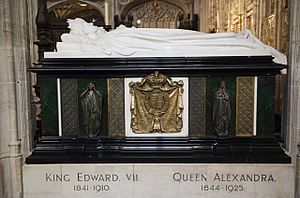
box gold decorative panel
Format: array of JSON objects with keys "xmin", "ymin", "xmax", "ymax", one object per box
[
  {"xmin": 129, "ymin": 72, "xmax": 184, "ymax": 134},
  {"xmin": 236, "ymin": 77, "xmax": 255, "ymax": 136},
  {"xmin": 108, "ymin": 78, "xmax": 125, "ymax": 136}
]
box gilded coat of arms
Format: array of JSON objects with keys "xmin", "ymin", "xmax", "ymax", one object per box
[{"xmin": 129, "ymin": 71, "xmax": 184, "ymax": 133}]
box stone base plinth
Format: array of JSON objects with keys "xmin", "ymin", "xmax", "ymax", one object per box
[{"xmin": 23, "ymin": 163, "xmax": 294, "ymax": 198}]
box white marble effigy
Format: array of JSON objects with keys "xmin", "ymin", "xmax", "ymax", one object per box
[{"xmin": 45, "ymin": 18, "xmax": 287, "ymax": 65}]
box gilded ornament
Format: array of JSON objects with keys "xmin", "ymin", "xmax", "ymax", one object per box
[{"xmin": 129, "ymin": 71, "xmax": 184, "ymax": 133}]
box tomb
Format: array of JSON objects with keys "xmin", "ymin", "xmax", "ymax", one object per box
[{"xmin": 24, "ymin": 18, "xmax": 293, "ymax": 198}]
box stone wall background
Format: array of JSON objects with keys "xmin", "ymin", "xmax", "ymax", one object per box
[
  {"xmin": 0, "ymin": 0, "xmax": 37, "ymax": 198},
  {"xmin": 286, "ymin": 0, "xmax": 300, "ymax": 197}
]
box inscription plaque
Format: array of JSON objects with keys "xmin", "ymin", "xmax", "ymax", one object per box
[{"xmin": 24, "ymin": 164, "xmax": 294, "ymax": 198}]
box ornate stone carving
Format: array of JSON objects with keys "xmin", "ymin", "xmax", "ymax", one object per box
[
  {"xmin": 61, "ymin": 79, "xmax": 79, "ymax": 136},
  {"xmin": 280, "ymin": 9, "xmax": 289, "ymax": 54},
  {"xmin": 189, "ymin": 77, "xmax": 206, "ymax": 136},
  {"xmin": 108, "ymin": 78, "xmax": 125, "ymax": 136},
  {"xmin": 126, "ymin": 1, "xmax": 184, "ymax": 28},
  {"xmin": 129, "ymin": 72, "xmax": 184, "ymax": 133},
  {"xmin": 236, "ymin": 77, "xmax": 255, "ymax": 136},
  {"xmin": 119, "ymin": 0, "xmax": 129, "ymax": 6},
  {"xmin": 35, "ymin": 0, "xmax": 54, "ymax": 61},
  {"xmin": 262, "ymin": 15, "xmax": 275, "ymax": 48}
]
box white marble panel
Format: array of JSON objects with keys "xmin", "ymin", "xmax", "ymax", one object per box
[
  {"xmin": 206, "ymin": 164, "xmax": 255, "ymax": 198},
  {"xmin": 133, "ymin": 164, "xmax": 207, "ymax": 198},
  {"xmin": 254, "ymin": 164, "xmax": 294, "ymax": 198},
  {"xmin": 23, "ymin": 163, "xmax": 295, "ymax": 198},
  {"xmin": 23, "ymin": 165, "xmax": 63, "ymax": 198},
  {"xmin": 60, "ymin": 164, "xmax": 134, "ymax": 198}
]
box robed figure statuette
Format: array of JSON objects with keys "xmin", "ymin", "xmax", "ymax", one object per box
[
  {"xmin": 80, "ymin": 83, "xmax": 102, "ymax": 137},
  {"xmin": 212, "ymin": 81, "xmax": 231, "ymax": 137}
]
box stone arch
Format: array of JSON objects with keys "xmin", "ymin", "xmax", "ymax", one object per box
[
  {"xmin": 120, "ymin": 0, "xmax": 190, "ymax": 28},
  {"xmin": 48, "ymin": 0, "xmax": 103, "ymax": 21},
  {"xmin": 46, "ymin": 0, "xmax": 104, "ymax": 47},
  {"xmin": 48, "ymin": 0, "xmax": 103, "ymax": 16}
]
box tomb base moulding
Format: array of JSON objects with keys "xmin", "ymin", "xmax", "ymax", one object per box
[{"xmin": 23, "ymin": 163, "xmax": 294, "ymax": 198}]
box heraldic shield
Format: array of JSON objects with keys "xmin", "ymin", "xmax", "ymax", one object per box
[{"xmin": 129, "ymin": 71, "xmax": 184, "ymax": 133}]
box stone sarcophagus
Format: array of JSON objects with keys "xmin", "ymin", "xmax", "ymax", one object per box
[
  {"xmin": 26, "ymin": 56, "xmax": 290, "ymax": 164},
  {"xmin": 26, "ymin": 18, "xmax": 290, "ymax": 164}
]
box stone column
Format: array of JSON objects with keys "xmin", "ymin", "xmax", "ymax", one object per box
[
  {"xmin": 286, "ymin": 0, "xmax": 300, "ymax": 197},
  {"xmin": 0, "ymin": 0, "xmax": 37, "ymax": 198}
]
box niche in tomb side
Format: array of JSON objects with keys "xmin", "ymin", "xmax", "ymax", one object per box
[{"xmin": 27, "ymin": 18, "xmax": 290, "ymax": 163}]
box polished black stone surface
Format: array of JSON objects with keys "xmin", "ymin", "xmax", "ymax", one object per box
[
  {"xmin": 26, "ymin": 136, "xmax": 291, "ymax": 164},
  {"xmin": 26, "ymin": 56, "xmax": 290, "ymax": 164},
  {"xmin": 28, "ymin": 56, "xmax": 287, "ymax": 77}
]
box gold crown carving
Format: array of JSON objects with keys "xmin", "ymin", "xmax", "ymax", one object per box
[{"xmin": 145, "ymin": 71, "xmax": 168, "ymax": 87}]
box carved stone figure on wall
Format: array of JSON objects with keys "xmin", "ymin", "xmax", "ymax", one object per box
[
  {"xmin": 129, "ymin": 71, "xmax": 184, "ymax": 134},
  {"xmin": 212, "ymin": 81, "xmax": 231, "ymax": 137},
  {"xmin": 80, "ymin": 83, "xmax": 102, "ymax": 137}
]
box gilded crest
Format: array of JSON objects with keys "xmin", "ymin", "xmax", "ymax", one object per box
[{"xmin": 129, "ymin": 71, "xmax": 184, "ymax": 133}]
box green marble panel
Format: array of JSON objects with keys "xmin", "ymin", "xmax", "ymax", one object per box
[
  {"xmin": 40, "ymin": 78, "xmax": 58, "ymax": 136},
  {"xmin": 77, "ymin": 79, "xmax": 108, "ymax": 137},
  {"xmin": 205, "ymin": 77, "xmax": 236, "ymax": 136},
  {"xmin": 256, "ymin": 76, "xmax": 275, "ymax": 136}
]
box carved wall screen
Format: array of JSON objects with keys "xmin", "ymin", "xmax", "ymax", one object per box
[
  {"xmin": 207, "ymin": 0, "xmax": 289, "ymax": 131},
  {"xmin": 262, "ymin": 15, "xmax": 275, "ymax": 48},
  {"xmin": 121, "ymin": 0, "xmax": 185, "ymax": 28}
]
